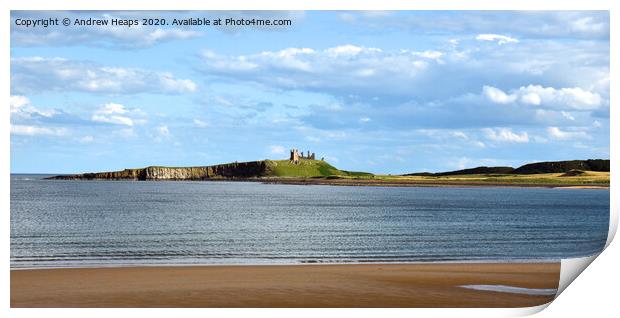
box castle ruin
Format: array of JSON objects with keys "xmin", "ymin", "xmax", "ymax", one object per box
[{"xmin": 290, "ymin": 148, "xmax": 315, "ymax": 164}]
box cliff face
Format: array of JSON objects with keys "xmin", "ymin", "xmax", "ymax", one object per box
[{"xmin": 49, "ymin": 161, "xmax": 268, "ymax": 180}]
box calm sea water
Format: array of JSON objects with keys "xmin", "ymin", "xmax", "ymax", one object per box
[{"xmin": 10, "ymin": 174, "xmax": 609, "ymax": 268}]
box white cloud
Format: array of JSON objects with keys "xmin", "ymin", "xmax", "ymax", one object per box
[
  {"xmin": 79, "ymin": 135, "xmax": 94, "ymax": 143},
  {"xmin": 359, "ymin": 117, "xmax": 371, "ymax": 123},
  {"xmin": 561, "ymin": 111, "xmax": 575, "ymax": 121},
  {"xmin": 11, "ymin": 57, "xmax": 197, "ymax": 94},
  {"xmin": 200, "ymin": 45, "xmax": 438, "ymax": 98},
  {"xmin": 11, "ymin": 124, "xmax": 67, "ymax": 136},
  {"xmin": 10, "ymin": 95, "xmax": 30, "ymax": 111},
  {"xmin": 157, "ymin": 125, "xmax": 171, "ymax": 137},
  {"xmin": 476, "ymin": 34, "xmax": 519, "ymax": 45},
  {"xmin": 571, "ymin": 17, "xmax": 605, "ymax": 33},
  {"xmin": 520, "ymin": 92, "xmax": 541, "ymax": 105},
  {"xmin": 325, "ymin": 44, "xmax": 380, "ymax": 57},
  {"xmin": 482, "ymin": 85, "xmax": 603, "ymax": 110},
  {"xmin": 483, "ymin": 128, "xmax": 529, "ymax": 143},
  {"xmin": 269, "ymin": 145, "xmax": 286, "ymax": 155},
  {"xmin": 450, "ymin": 131, "xmax": 468, "ymax": 139},
  {"xmin": 10, "ymin": 94, "xmax": 57, "ymax": 119},
  {"xmin": 144, "ymin": 29, "xmax": 201, "ymax": 45},
  {"xmin": 516, "ymin": 85, "xmax": 602, "ymax": 110},
  {"xmin": 412, "ymin": 50, "xmax": 444, "ymax": 59},
  {"xmin": 547, "ymin": 127, "xmax": 590, "ymax": 140},
  {"xmin": 482, "ymin": 86, "xmax": 516, "ymax": 104},
  {"xmin": 11, "ymin": 11, "xmax": 202, "ymax": 48},
  {"xmin": 91, "ymin": 103, "xmax": 135, "ymax": 126},
  {"xmin": 193, "ymin": 119, "xmax": 209, "ymax": 128},
  {"xmin": 198, "ymin": 38, "xmax": 608, "ymax": 112}
]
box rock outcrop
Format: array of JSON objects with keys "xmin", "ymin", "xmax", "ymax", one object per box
[{"xmin": 48, "ymin": 161, "xmax": 268, "ymax": 180}]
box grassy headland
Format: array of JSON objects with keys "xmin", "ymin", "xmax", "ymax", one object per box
[{"xmin": 264, "ymin": 159, "xmax": 372, "ymax": 178}]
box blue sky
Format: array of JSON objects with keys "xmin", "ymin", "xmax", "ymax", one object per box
[{"xmin": 10, "ymin": 11, "xmax": 610, "ymax": 174}]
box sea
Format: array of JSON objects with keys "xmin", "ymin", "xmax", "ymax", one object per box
[{"xmin": 10, "ymin": 174, "xmax": 610, "ymax": 269}]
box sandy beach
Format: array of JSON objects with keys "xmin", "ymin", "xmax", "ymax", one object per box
[
  {"xmin": 258, "ymin": 177, "xmax": 609, "ymax": 189},
  {"xmin": 11, "ymin": 263, "xmax": 559, "ymax": 308}
]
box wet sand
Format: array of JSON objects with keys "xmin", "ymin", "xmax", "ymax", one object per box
[{"xmin": 11, "ymin": 263, "xmax": 559, "ymax": 308}]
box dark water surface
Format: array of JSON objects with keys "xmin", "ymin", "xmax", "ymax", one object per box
[{"xmin": 10, "ymin": 174, "xmax": 609, "ymax": 268}]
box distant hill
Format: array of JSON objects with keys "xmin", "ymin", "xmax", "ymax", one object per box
[
  {"xmin": 405, "ymin": 159, "xmax": 609, "ymax": 176},
  {"xmin": 512, "ymin": 159, "xmax": 609, "ymax": 174},
  {"xmin": 47, "ymin": 159, "xmax": 373, "ymax": 181}
]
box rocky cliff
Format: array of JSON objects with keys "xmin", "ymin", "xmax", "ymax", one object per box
[{"xmin": 48, "ymin": 161, "xmax": 268, "ymax": 180}]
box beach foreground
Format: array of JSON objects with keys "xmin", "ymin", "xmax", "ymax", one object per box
[{"xmin": 11, "ymin": 263, "xmax": 559, "ymax": 308}]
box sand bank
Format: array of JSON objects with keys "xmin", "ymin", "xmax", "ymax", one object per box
[{"xmin": 11, "ymin": 262, "xmax": 559, "ymax": 308}]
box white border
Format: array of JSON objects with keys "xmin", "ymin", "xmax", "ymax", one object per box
[{"xmin": 3, "ymin": 1, "xmax": 617, "ymax": 317}]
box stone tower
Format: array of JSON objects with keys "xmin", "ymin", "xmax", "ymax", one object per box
[{"xmin": 290, "ymin": 148, "xmax": 300, "ymax": 164}]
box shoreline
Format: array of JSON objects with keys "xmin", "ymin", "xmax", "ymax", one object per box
[
  {"xmin": 11, "ymin": 262, "xmax": 559, "ymax": 308},
  {"xmin": 259, "ymin": 178, "xmax": 610, "ymax": 189},
  {"xmin": 36, "ymin": 175, "xmax": 610, "ymax": 189},
  {"xmin": 10, "ymin": 258, "xmax": 564, "ymax": 271}
]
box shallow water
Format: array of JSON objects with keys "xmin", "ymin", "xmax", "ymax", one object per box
[{"xmin": 10, "ymin": 174, "xmax": 609, "ymax": 268}]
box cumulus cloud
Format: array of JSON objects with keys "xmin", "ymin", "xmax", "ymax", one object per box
[
  {"xmin": 411, "ymin": 50, "xmax": 444, "ymax": 59},
  {"xmin": 198, "ymin": 35, "xmax": 608, "ymax": 109},
  {"xmin": 482, "ymin": 85, "xmax": 603, "ymax": 110},
  {"xmin": 193, "ymin": 119, "xmax": 209, "ymax": 128},
  {"xmin": 476, "ymin": 34, "xmax": 519, "ymax": 45},
  {"xmin": 199, "ymin": 45, "xmax": 442, "ymax": 100},
  {"xmin": 483, "ymin": 128, "xmax": 529, "ymax": 143},
  {"xmin": 11, "ymin": 11, "xmax": 203, "ymax": 48},
  {"xmin": 10, "ymin": 95, "xmax": 30, "ymax": 111},
  {"xmin": 547, "ymin": 127, "xmax": 590, "ymax": 140},
  {"xmin": 10, "ymin": 95, "xmax": 35, "ymax": 117},
  {"xmin": 518, "ymin": 85, "xmax": 602, "ymax": 109},
  {"xmin": 10, "ymin": 95, "xmax": 57, "ymax": 119},
  {"xmin": 91, "ymin": 103, "xmax": 138, "ymax": 126},
  {"xmin": 482, "ymin": 86, "xmax": 517, "ymax": 104},
  {"xmin": 11, "ymin": 57, "xmax": 197, "ymax": 95},
  {"xmin": 11, "ymin": 124, "xmax": 67, "ymax": 136}
]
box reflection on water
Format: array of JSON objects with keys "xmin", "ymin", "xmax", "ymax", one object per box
[{"xmin": 10, "ymin": 175, "xmax": 609, "ymax": 268}]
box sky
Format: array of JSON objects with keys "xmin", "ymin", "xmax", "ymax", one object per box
[{"xmin": 10, "ymin": 11, "xmax": 610, "ymax": 174}]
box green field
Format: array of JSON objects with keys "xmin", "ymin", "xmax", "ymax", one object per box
[
  {"xmin": 310, "ymin": 171, "xmax": 609, "ymax": 186},
  {"xmin": 262, "ymin": 159, "xmax": 609, "ymax": 186}
]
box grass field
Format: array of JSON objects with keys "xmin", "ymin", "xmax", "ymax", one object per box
[
  {"xmin": 264, "ymin": 159, "xmax": 372, "ymax": 178},
  {"xmin": 261, "ymin": 159, "xmax": 608, "ymax": 186},
  {"xmin": 298, "ymin": 171, "xmax": 610, "ymax": 187}
]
